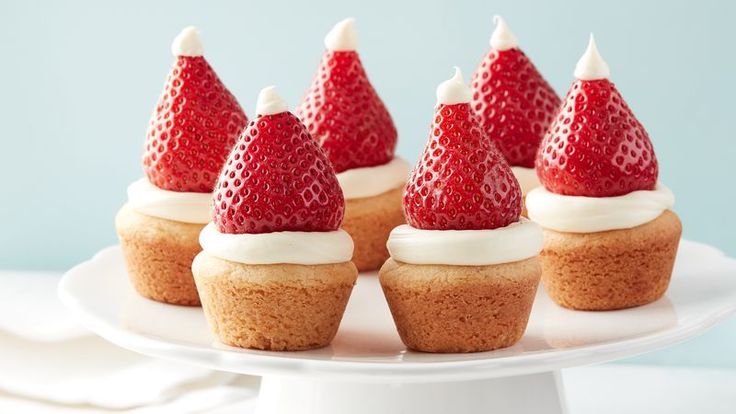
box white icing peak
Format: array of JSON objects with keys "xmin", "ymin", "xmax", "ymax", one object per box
[
  {"xmin": 490, "ymin": 15, "xmax": 519, "ymax": 51},
  {"xmin": 324, "ymin": 18, "xmax": 358, "ymax": 51},
  {"xmin": 574, "ymin": 34, "xmax": 611, "ymax": 80},
  {"xmin": 171, "ymin": 26, "xmax": 204, "ymax": 57},
  {"xmin": 436, "ymin": 67, "xmax": 472, "ymax": 105},
  {"xmin": 256, "ymin": 86, "xmax": 289, "ymax": 116}
]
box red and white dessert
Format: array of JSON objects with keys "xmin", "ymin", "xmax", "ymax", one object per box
[
  {"xmin": 116, "ymin": 27, "xmax": 248, "ymax": 305},
  {"xmin": 379, "ymin": 68, "xmax": 543, "ymax": 353},
  {"xmin": 527, "ymin": 35, "xmax": 682, "ymax": 310},
  {"xmin": 192, "ymin": 86, "xmax": 358, "ymax": 351},
  {"xmin": 297, "ymin": 18, "xmax": 409, "ymax": 271}
]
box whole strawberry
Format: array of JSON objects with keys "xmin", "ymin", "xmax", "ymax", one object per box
[
  {"xmin": 297, "ymin": 18, "xmax": 397, "ymax": 173},
  {"xmin": 143, "ymin": 27, "xmax": 248, "ymax": 193},
  {"xmin": 471, "ymin": 16, "xmax": 560, "ymax": 168},
  {"xmin": 214, "ymin": 87, "xmax": 345, "ymax": 234},
  {"xmin": 404, "ymin": 68, "xmax": 521, "ymax": 231},
  {"xmin": 536, "ymin": 36, "xmax": 658, "ymax": 197}
]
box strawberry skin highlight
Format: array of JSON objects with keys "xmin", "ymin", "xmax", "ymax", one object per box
[
  {"xmin": 298, "ymin": 51, "xmax": 397, "ymax": 173},
  {"xmin": 471, "ymin": 48, "xmax": 560, "ymax": 168},
  {"xmin": 213, "ymin": 112, "xmax": 345, "ymax": 234},
  {"xmin": 404, "ymin": 103, "xmax": 521, "ymax": 231},
  {"xmin": 144, "ymin": 56, "xmax": 248, "ymax": 193},
  {"xmin": 536, "ymin": 79, "xmax": 658, "ymax": 197}
]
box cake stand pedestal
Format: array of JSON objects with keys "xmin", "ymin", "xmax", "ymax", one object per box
[
  {"xmin": 254, "ymin": 372, "xmax": 565, "ymax": 414},
  {"xmin": 59, "ymin": 240, "xmax": 736, "ymax": 414}
]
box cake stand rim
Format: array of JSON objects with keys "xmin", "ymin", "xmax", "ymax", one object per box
[{"xmin": 58, "ymin": 240, "xmax": 736, "ymax": 382}]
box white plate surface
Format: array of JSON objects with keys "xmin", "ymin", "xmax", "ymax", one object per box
[{"xmin": 59, "ymin": 240, "xmax": 736, "ymax": 382}]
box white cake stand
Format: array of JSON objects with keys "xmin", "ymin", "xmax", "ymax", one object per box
[{"xmin": 59, "ymin": 240, "xmax": 736, "ymax": 414}]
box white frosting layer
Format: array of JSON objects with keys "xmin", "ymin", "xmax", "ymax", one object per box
[
  {"xmin": 526, "ymin": 184, "xmax": 675, "ymax": 233},
  {"xmin": 574, "ymin": 34, "xmax": 610, "ymax": 80},
  {"xmin": 511, "ymin": 166, "xmax": 541, "ymax": 195},
  {"xmin": 171, "ymin": 26, "xmax": 204, "ymax": 57},
  {"xmin": 490, "ymin": 15, "xmax": 518, "ymax": 51},
  {"xmin": 256, "ymin": 86, "xmax": 289, "ymax": 116},
  {"xmin": 337, "ymin": 157, "xmax": 409, "ymax": 199},
  {"xmin": 199, "ymin": 223, "xmax": 354, "ymax": 265},
  {"xmin": 387, "ymin": 220, "xmax": 543, "ymax": 266},
  {"xmin": 324, "ymin": 18, "xmax": 357, "ymax": 51},
  {"xmin": 436, "ymin": 67, "xmax": 471, "ymax": 105},
  {"xmin": 127, "ymin": 178, "xmax": 212, "ymax": 224}
]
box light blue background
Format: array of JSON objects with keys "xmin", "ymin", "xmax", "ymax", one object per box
[{"xmin": 1, "ymin": 0, "xmax": 734, "ymax": 367}]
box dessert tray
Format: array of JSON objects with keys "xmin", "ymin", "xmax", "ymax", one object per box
[{"xmin": 59, "ymin": 239, "xmax": 736, "ymax": 414}]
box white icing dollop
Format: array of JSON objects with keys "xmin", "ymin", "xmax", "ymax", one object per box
[
  {"xmin": 127, "ymin": 178, "xmax": 212, "ymax": 224},
  {"xmin": 436, "ymin": 67, "xmax": 471, "ymax": 105},
  {"xmin": 199, "ymin": 223, "xmax": 354, "ymax": 265},
  {"xmin": 387, "ymin": 219, "xmax": 543, "ymax": 266},
  {"xmin": 337, "ymin": 157, "xmax": 410, "ymax": 199},
  {"xmin": 490, "ymin": 15, "xmax": 519, "ymax": 51},
  {"xmin": 256, "ymin": 86, "xmax": 289, "ymax": 116},
  {"xmin": 511, "ymin": 166, "xmax": 541, "ymax": 195},
  {"xmin": 574, "ymin": 34, "xmax": 610, "ymax": 80},
  {"xmin": 171, "ymin": 26, "xmax": 204, "ymax": 57},
  {"xmin": 324, "ymin": 18, "xmax": 357, "ymax": 51},
  {"xmin": 526, "ymin": 184, "xmax": 675, "ymax": 233}
]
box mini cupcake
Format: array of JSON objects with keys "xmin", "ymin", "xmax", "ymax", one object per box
[
  {"xmin": 297, "ymin": 18, "xmax": 408, "ymax": 271},
  {"xmin": 192, "ymin": 87, "xmax": 358, "ymax": 351},
  {"xmin": 116, "ymin": 27, "xmax": 248, "ymax": 305},
  {"xmin": 379, "ymin": 69, "xmax": 543, "ymax": 353},
  {"xmin": 528, "ymin": 35, "xmax": 682, "ymax": 311},
  {"xmin": 470, "ymin": 16, "xmax": 560, "ymax": 213}
]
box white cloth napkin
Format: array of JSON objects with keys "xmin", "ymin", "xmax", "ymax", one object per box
[
  {"xmin": 0, "ymin": 271, "xmax": 88, "ymax": 341},
  {"xmin": 0, "ymin": 270, "xmax": 260, "ymax": 412},
  {"xmin": 0, "ymin": 384, "xmax": 257, "ymax": 414}
]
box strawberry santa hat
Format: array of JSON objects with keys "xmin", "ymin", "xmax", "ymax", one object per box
[
  {"xmin": 470, "ymin": 16, "xmax": 560, "ymax": 168},
  {"xmin": 213, "ymin": 86, "xmax": 345, "ymax": 234},
  {"xmin": 297, "ymin": 18, "xmax": 397, "ymax": 173},
  {"xmin": 536, "ymin": 35, "xmax": 658, "ymax": 197},
  {"xmin": 143, "ymin": 27, "xmax": 248, "ymax": 193},
  {"xmin": 404, "ymin": 68, "xmax": 522, "ymax": 231}
]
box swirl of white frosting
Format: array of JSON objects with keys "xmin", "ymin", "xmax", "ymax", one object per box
[
  {"xmin": 337, "ymin": 157, "xmax": 409, "ymax": 199},
  {"xmin": 574, "ymin": 34, "xmax": 610, "ymax": 80},
  {"xmin": 511, "ymin": 166, "xmax": 541, "ymax": 195},
  {"xmin": 256, "ymin": 86, "xmax": 289, "ymax": 116},
  {"xmin": 171, "ymin": 26, "xmax": 204, "ymax": 57},
  {"xmin": 387, "ymin": 219, "xmax": 543, "ymax": 266},
  {"xmin": 324, "ymin": 18, "xmax": 357, "ymax": 51},
  {"xmin": 199, "ymin": 223, "xmax": 354, "ymax": 265},
  {"xmin": 437, "ymin": 67, "xmax": 471, "ymax": 105},
  {"xmin": 127, "ymin": 178, "xmax": 212, "ymax": 224},
  {"xmin": 526, "ymin": 184, "xmax": 675, "ymax": 233},
  {"xmin": 490, "ymin": 15, "xmax": 519, "ymax": 51}
]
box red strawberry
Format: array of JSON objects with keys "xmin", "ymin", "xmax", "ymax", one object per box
[
  {"xmin": 297, "ymin": 19, "xmax": 397, "ymax": 173},
  {"xmin": 536, "ymin": 37, "xmax": 658, "ymax": 197},
  {"xmin": 143, "ymin": 27, "xmax": 248, "ymax": 193},
  {"xmin": 470, "ymin": 16, "xmax": 560, "ymax": 168},
  {"xmin": 213, "ymin": 87, "xmax": 344, "ymax": 234},
  {"xmin": 404, "ymin": 69, "xmax": 521, "ymax": 231}
]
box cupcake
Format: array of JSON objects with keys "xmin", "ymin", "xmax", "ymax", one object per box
[
  {"xmin": 192, "ymin": 87, "xmax": 358, "ymax": 351},
  {"xmin": 116, "ymin": 27, "xmax": 248, "ymax": 305},
  {"xmin": 379, "ymin": 69, "xmax": 543, "ymax": 353},
  {"xmin": 297, "ymin": 18, "xmax": 408, "ymax": 271},
  {"xmin": 470, "ymin": 16, "xmax": 560, "ymax": 212},
  {"xmin": 527, "ymin": 35, "xmax": 682, "ymax": 311}
]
